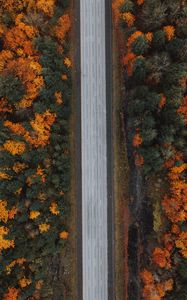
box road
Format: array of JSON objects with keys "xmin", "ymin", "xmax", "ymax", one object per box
[{"xmin": 80, "ymin": 0, "xmax": 108, "ymax": 299}]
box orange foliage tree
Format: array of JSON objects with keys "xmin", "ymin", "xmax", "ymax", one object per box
[
  {"xmin": 113, "ymin": 0, "xmax": 187, "ymax": 299},
  {"xmin": 0, "ymin": 0, "xmax": 72, "ymax": 298}
]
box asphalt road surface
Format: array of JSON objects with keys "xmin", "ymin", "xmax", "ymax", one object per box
[{"xmin": 80, "ymin": 0, "xmax": 108, "ymax": 299}]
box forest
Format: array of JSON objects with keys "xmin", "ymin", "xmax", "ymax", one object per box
[
  {"xmin": 0, "ymin": 0, "xmax": 72, "ymax": 299},
  {"xmin": 113, "ymin": 0, "xmax": 187, "ymax": 299}
]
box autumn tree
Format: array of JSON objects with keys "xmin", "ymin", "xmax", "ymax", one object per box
[
  {"xmin": 114, "ymin": 1, "xmax": 187, "ymax": 300},
  {"xmin": 0, "ymin": 0, "xmax": 72, "ymax": 298}
]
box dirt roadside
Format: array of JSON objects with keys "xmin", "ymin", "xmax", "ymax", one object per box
[
  {"xmin": 51, "ymin": 1, "xmax": 79, "ymax": 298},
  {"xmin": 60, "ymin": 0, "xmax": 80, "ymax": 298},
  {"xmin": 112, "ymin": 16, "xmax": 131, "ymax": 300}
]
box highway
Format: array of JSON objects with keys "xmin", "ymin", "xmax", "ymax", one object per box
[{"xmin": 80, "ymin": 0, "xmax": 108, "ymax": 299}]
